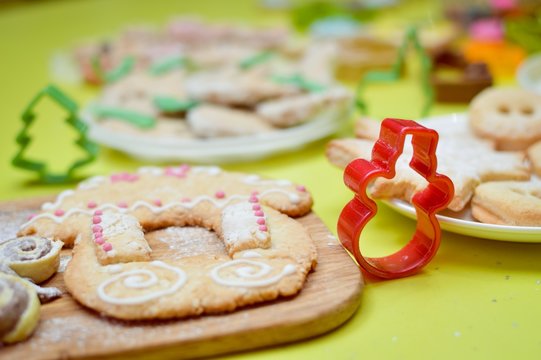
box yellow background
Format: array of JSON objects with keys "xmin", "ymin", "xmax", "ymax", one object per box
[{"xmin": 0, "ymin": 1, "xmax": 540, "ymax": 359}]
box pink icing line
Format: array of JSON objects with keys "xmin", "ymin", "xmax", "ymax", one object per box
[{"xmin": 111, "ymin": 172, "xmax": 139, "ymax": 183}]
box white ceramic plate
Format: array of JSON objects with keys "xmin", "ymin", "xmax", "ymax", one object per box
[
  {"xmin": 383, "ymin": 199, "xmax": 541, "ymax": 243},
  {"xmin": 82, "ymin": 105, "xmax": 350, "ymax": 163}
]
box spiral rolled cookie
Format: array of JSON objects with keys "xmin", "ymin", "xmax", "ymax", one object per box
[
  {"xmin": 0, "ymin": 273, "xmax": 40, "ymax": 344},
  {"xmin": 0, "ymin": 237, "xmax": 63, "ymax": 284}
]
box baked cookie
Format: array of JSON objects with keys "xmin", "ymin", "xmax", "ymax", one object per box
[
  {"xmin": 469, "ymin": 87, "xmax": 541, "ymax": 150},
  {"xmin": 256, "ymin": 87, "xmax": 352, "ymax": 128},
  {"xmin": 471, "ymin": 181, "xmax": 541, "ymax": 226},
  {"xmin": 0, "ymin": 236, "xmax": 62, "ymax": 284},
  {"xmin": 99, "ymin": 117, "xmax": 195, "ymax": 139},
  {"xmin": 0, "ymin": 273, "xmax": 40, "ymax": 344},
  {"xmin": 185, "ymin": 68, "xmax": 298, "ymax": 107},
  {"xmin": 187, "ymin": 104, "xmax": 274, "ymax": 137},
  {"xmin": 19, "ymin": 166, "xmax": 316, "ymax": 320},
  {"xmin": 326, "ymin": 135, "xmax": 529, "ymax": 211},
  {"xmin": 527, "ymin": 140, "xmax": 541, "ymax": 177}
]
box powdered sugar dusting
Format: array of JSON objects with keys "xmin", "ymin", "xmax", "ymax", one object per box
[{"xmin": 149, "ymin": 227, "xmax": 226, "ymax": 259}]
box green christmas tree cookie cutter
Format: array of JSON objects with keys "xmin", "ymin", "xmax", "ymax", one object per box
[
  {"xmin": 355, "ymin": 27, "xmax": 434, "ymax": 118},
  {"xmin": 12, "ymin": 85, "xmax": 99, "ymax": 183}
]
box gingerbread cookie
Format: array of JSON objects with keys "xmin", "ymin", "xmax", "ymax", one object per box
[
  {"xmin": 326, "ymin": 118, "xmax": 529, "ymax": 211},
  {"xmin": 19, "ymin": 166, "xmax": 316, "ymax": 320},
  {"xmin": 0, "ymin": 273, "xmax": 40, "ymax": 344},
  {"xmin": 469, "ymin": 87, "xmax": 541, "ymax": 150},
  {"xmin": 471, "ymin": 181, "xmax": 541, "ymax": 226}
]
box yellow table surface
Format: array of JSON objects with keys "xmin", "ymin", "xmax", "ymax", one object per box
[{"xmin": 1, "ymin": 1, "xmax": 540, "ymax": 359}]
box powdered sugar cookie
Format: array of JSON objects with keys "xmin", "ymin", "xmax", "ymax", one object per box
[
  {"xmin": 326, "ymin": 135, "xmax": 529, "ymax": 211},
  {"xmin": 18, "ymin": 166, "xmax": 316, "ymax": 320},
  {"xmin": 185, "ymin": 68, "xmax": 299, "ymax": 107},
  {"xmin": 187, "ymin": 104, "xmax": 273, "ymax": 137},
  {"xmin": 256, "ymin": 87, "xmax": 351, "ymax": 128},
  {"xmin": 469, "ymin": 87, "xmax": 541, "ymax": 150},
  {"xmin": 471, "ymin": 180, "xmax": 541, "ymax": 226}
]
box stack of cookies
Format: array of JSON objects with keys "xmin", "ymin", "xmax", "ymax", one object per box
[{"xmin": 327, "ymin": 87, "xmax": 541, "ymax": 227}]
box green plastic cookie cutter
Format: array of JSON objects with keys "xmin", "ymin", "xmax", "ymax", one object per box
[
  {"xmin": 271, "ymin": 73, "xmax": 326, "ymax": 92},
  {"xmin": 355, "ymin": 26, "xmax": 434, "ymax": 118},
  {"xmin": 12, "ymin": 85, "xmax": 99, "ymax": 183}
]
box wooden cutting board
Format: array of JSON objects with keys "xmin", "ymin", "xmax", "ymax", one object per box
[{"xmin": 0, "ymin": 196, "xmax": 363, "ymax": 360}]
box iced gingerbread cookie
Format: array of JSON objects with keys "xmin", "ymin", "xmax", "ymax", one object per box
[
  {"xmin": 471, "ymin": 181, "xmax": 541, "ymax": 226},
  {"xmin": 469, "ymin": 87, "xmax": 541, "ymax": 150},
  {"xmin": 0, "ymin": 273, "xmax": 40, "ymax": 344},
  {"xmin": 19, "ymin": 166, "xmax": 316, "ymax": 320}
]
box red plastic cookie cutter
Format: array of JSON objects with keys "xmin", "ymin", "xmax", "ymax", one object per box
[{"xmin": 337, "ymin": 118, "xmax": 454, "ymax": 279}]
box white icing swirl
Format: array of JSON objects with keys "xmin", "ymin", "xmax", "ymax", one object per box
[
  {"xmin": 210, "ymin": 259, "xmax": 296, "ymax": 288},
  {"xmin": 97, "ymin": 261, "xmax": 187, "ymax": 305}
]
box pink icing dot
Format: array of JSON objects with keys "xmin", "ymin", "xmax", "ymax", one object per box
[
  {"xmin": 126, "ymin": 174, "xmax": 139, "ymax": 182},
  {"xmin": 94, "ymin": 236, "xmax": 105, "ymax": 245},
  {"xmin": 54, "ymin": 209, "xmax": 65, "ymax": 217},
  {"xmin": 92, "ymin": 224, "xmax": 102, "ymax": 233},
  {"xmin": 27, "ymin": 214, "xmax": 36, "ymax": 220},
  {"xmin": 117, "ymin": 201, "xmax": 128, "ymax": 208},
  {"xmin": 256, "ymin": 218, "xmax": 266, "ymax": 225},
  {"xmin": 94, "ymin": 210, "xmax": 103, "ymax": 216},
  {"xmin": 249, "ymin": 196, "xmax": 259, "ymax": 203},
  {"xmin": 254, "ymin": 210, "xmax": 264, "ymax": 217},
  {"xmin": 252, "ymin": 204, "xmax": 261, "ymax": 211},
  {"xmin": 92, "ymin": 216, "xmax": 102, "ymax": 224},
  {"xmin": 258, "ymin": 225, "xmax": 268, "ymax": 232},
  {"xmin": 153, "ymin": 199, "xmax": 162, "ymax": 206},
  {"xmin": 251, "ymin": 190, "xmax": 259, "ymax": 196},
  {"xmin": 179, "ymin": 164, "xmax": 190, "ymax": 171},
  {"xmin": 215, "ymin": 191, "xmax": 225, "ymax": 199},
  {"xmin": 102, "ymin": 242, "xmax": 113, "ymax": 252},
  {"xmin": 296, "ymin": 185, "xmax": 306, "ymax": 192},
  {"xmin": 87, "ymin": 201, "xmax": 97, "ymax": 209},
  {"xmin": 165, "ymin": 166, "xmax": 188, "ymax": 178},
  {"xmin": 181, "ymin": 197, "xmax": 191, "ymax": 203}
]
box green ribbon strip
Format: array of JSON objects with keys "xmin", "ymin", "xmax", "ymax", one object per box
[
  {"xmin": 239, "ymin": 51, "xmax": 276, "ymax": 70},
  {"xmin": 12, "ymin": 85, "xmax": 99, "ymax": 183},
  {"xmin": 92, "ymin": 106, "xmax": 156, "ymax": 129},
  {"xmin": 271, "ymin": 74, "xmax": 326, "ymax": 93},
  {"xmin": 149, "ymin": 55, "xmax": 195, "ymax": 76},
  {"xmin": 104, "ymin": 57, "xmax": 135, "ymax": 83},
  {"xmin": 153, "ymin": 96, "xmax": 199, "ymax": 113}
]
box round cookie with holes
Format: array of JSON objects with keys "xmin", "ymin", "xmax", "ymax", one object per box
[
  {"xmin": 18, "ymin": 166, "xmax": 317, "ymax": 320},
  {"xmin": 469, "ymin": 87, "xmax": 541, "ymax": 150},
  {"xmin": 471, "ymin": 180, "xmax": 541, "ymax": 226}
]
